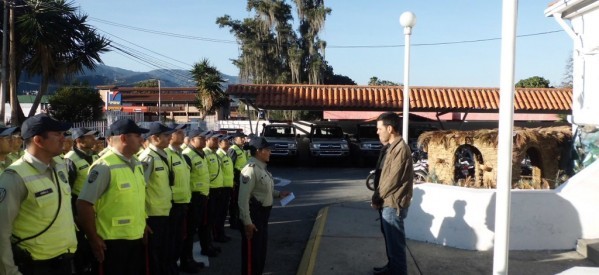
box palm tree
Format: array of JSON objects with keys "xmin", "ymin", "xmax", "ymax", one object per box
[
  {"xmin": 190, "ymin": 59, "xmax": 227, "ymax": 120},
  {"xmin": 16, "ymin": 0, "xmax": 110, "ymax": 118}
]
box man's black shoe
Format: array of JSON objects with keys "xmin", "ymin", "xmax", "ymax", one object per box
[
  {"xmin": 185, "ymin": 258, "xmax": 205, "ymax": 269},
  {"xmin": 373, "ymin": 264, "xmax": 388, "ymax": 272},
  {"xmin": 179, "ymin": 262, "xmax": 199, "ymax": 274},
  {"xmin": 214, "ymin": 236, "xmax": 231, "ymax": 243},
  {"xmin": 201, "ymin": 248, "xmax": 219, "ymax": 257}
]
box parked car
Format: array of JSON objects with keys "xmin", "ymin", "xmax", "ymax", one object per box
[
  {"xmin": 308, "ymin": 124, "xmax": 350, "ymax": 158},
  {"xmin": 260, "ymin": 123, "xmax": 300, "ymax": 158}
]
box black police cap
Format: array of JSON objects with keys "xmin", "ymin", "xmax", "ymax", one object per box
[
  {"xmin": 0, "ymin": 126, "xmax": 19, "ymax": 137},
  {"xmin": 147, "ymin": 122, "xmax": 176, "ymax": 136},
  {"xmin": 21, "ymin": 114, "xmax": 72, "ymax": 139},
  {"xmin": 72, "ymin": 127, "xmax": 99, "ymax": 140},
  {"xmin": 167, "ymin": 122, "xmax": 188, "ymax": 130},
  {"xmin": 248, "ymin": 136, "xmax": 273, "ymax": 149},
  {"xmin": 187, "ymin": 129, "xmax": 203, "ymax": 138},
  {"xmin": 109, "ymin": 118, "xmax": 149, "ymax": 136}
]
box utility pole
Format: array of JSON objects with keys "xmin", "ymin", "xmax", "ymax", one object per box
[{"xmin": 0, "ymin": 0, "xmax": 9, "ymax": 125}]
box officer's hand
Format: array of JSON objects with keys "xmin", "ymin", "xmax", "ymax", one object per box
[
  {"xmin": 89, "ymin": 236, "xmax": 107, "ymax": 263},
  {"xmin": 279, "ymin": 191, "xmax": 291, "ymax": 198},
  {"xmin": 143, "ymin": 225, "xmax": 154, "ymax": 245},
  {"xmin": 245, "ymin": 224, "xmax": 257, "ymax": 239}
]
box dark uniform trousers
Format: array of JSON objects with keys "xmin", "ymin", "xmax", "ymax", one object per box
[
  {"xmin": 218, "ymin": 187, "xmax": 232, "ymax": 237},
  {"xmin": 239, "ymin": 199, "xmax": 272, "ymax": 275},
  {"xmin": 71, "ymin": 194, "xmax": 93, "ymax": 275},
  {"xmin": 17, "ymin": 253, "xmax": 75, "ymax": 275},
  {"xmin": 209, "ymin": 187, "xmax": 227, "ymax": 240},
  {"xmin": 93, "ymin": 239, "xmax": 144, "ymax": 275},
  {"xmin": 146, "ymin": 216, "xmax": 170, "ymax": 275},
  {"xmin": 183, "ymin": 192, "xmax": 211, "ymax": 258},
  {"xmin": 229, "ymin": 176, "xmax": 241, "ymax": 228},
  {"xmin": 168, "ymin": 203, "xmax": 187, "ymax": 274}
]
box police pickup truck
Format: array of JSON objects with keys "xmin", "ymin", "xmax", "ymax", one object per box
[
  {"xmin": 260, "ymin": 123, "xmax": 299, "ymax": 158},
  {"xmin": 308, "ymin": 124, "xmax": 350, "ymax": 158},
  {"xmin": 353, "ymin": 124, "xmax": 383, "ymax": 159}
]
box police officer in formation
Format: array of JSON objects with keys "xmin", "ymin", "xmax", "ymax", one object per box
[
  {"xmin": 227, "ymin": 132, "xmax": 248, "ymax": 229},
  {"xmin": 76, "ymin": 119, "xmax": 148, "ymax": 275},
  {"xmin": 0, "ymin": 114, "xmax": 77, "ymax": 275},
  {"xmin": 65, "ymin": 127, "xmax": 99, "ymax": 274},
  {"xmin": 182, "ymin": 130, "xmax": 220, "ymax": 263},
  {"xmin": 164, "ymin": 123, "xmax": 193, "ymax": 274},
  {"xmin": 0, "ymin": 127, "xmax": 20, "ymax": 173},
  {"xmin": 215, "ymin": 135, "xmax": 234, "ymax": 243},
  {"xmin": 238, "ymin": 136, "xmax": 290, "ymax": 275},
  {"xmin": 203, "ymin": 132, "xmax": 228, "ymax": 245},
  {"xmin": 138, "ymin": 122, "xmax": 177, "ymax": 275}
]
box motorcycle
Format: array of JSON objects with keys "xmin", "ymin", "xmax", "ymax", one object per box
[{"xmin": 365, "ymin": 151, "xmax": 429, "ymax": 191}]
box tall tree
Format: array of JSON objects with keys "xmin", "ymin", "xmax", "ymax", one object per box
[
  {"xmin": 217, "ymin": 0, "xmax": 330, "ymax": 85},
  {"xmin": 48, "ymin": 82, "xmax": 103, "ymax": 122},
  {"xmin": 190, "ymin": 59, "xmax": 228, "ymax": 119},
  {"xmin": 369, "ymin": 76, "xmax": 399, "ymax": 86},
  {"xmin": 2, "ymin": 0, "xmax": 110, "ymax": 125},
  {"xmin": 560, "ymin": 56, "xmax": 573, "ymax": 88},
  {"xmin": 515, "ymin": 76, "xmax": 551, "ymax": 88}
]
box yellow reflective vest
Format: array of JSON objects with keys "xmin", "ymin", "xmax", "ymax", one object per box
[
  {"xmin": 139, "ymin": 148, "xmax": 173, "ymax": 216},
  {"xmin": 217, "ymin": 148, "xmax": 234, "ymax": 188},
  {"xmin": 230, "ymin": 144, "xmax": 249, "ymax": 171},
  {"xmin": 203, "ymin": 148, "xmax": 223, "ymax": 189},
  {"xmin": 9, "ymin": 159, "xmax": 77, "ymax": 260},
  {"xmin": 182, "ymin": 146, "xmax": 210, "ymax": 195},
  {"xmin": 64, "ymin": 150, "xmax": 98, "ymax": 196},
  {"xmin": 165, "ymin": 147, "xmax": 191, "ymax": 204},
  {"xmin": 94, "ymin": 152, "xmax": 146, "ymax": 240}
]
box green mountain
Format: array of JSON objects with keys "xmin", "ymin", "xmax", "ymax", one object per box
[{"xmin": 18, "ymin": 64, "xmax": 239, "ymax": 94}]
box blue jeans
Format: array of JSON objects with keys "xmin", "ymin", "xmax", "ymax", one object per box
[{"xmin": 382, "ymin": 207, "xmax": 408, "ymax": 274}]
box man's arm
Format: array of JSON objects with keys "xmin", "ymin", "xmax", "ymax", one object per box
[
  {"xmin": 77, "ymin": 164, "xmax": 111, "ymax": 263},
  {"xmin": 0, "ymin": 171, "xmax": 28, "ymax": 274},
  {"xmin": 238, "ymin": 168, "xmax": 256, "ymax": 238},
  {"xmin": 65, "ymin": 158, "xmax": 78, "ymax": 185},
  {"xmin": 228, "ymin": 148, "xmax": 238, "ymax": 164}
]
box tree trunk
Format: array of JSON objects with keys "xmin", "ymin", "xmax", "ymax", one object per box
[
  {"xmin": 9, "ymin": 6, "xmax": 24, "ymax": 125},
  {"xmin": 28, "ymin": 77, "xmax": 48, "ymax": 117}
]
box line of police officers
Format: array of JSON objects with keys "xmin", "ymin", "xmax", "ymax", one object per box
[{"xmin": 0, "ymin": 114, "xmax": 289, "ymax": 275}]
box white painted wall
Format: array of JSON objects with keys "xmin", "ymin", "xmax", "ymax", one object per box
[{"xmin": 406, "ymin": 160, "xmax": 599, "ymax": 250}]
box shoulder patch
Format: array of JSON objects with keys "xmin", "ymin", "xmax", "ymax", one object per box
[
  {"xmin": 88, "ymin": 170, "xmax": 99, "ymax": 183},
  {"xmin": 241, "ymin": 175, "xmax": 250, "ymax": 184},
  {"xmin": 0, "ymin": 188, "xmax": 6, "ymax": 203},
  {"xmin": 248, "ymin": 163, "xmax": 255, "ymax": 167}
]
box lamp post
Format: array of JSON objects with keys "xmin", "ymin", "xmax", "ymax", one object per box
[{"xmin": 399, "ymin": 11, "xmax": 416, "ymax": 144}]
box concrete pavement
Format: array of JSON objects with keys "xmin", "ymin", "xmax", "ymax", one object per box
[{"xmin": 298, "ymin": 201, "xmax": 598, "ymax": 275}]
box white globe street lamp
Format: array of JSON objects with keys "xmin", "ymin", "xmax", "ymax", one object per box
[{"xmin": 400, "ymin": 11, "xmax": 416, "ymax": 145}]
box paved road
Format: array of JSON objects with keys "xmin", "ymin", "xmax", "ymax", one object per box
[{"xmin": 196, "ymin": 165, "xmax": 373, "ymax": 275}]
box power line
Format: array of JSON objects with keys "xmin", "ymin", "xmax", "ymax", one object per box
[
  {"xmin": 89, "ymin": 16, "xmax": 564, "ymax": 49},
  {"xmin": 328, "ymin": 30, "xmax": 564, "ymax": 48}
]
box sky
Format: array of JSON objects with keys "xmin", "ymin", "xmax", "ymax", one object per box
[{"xmin": 75, "ymin": 0, "xmax": 572, "ymax": 87}]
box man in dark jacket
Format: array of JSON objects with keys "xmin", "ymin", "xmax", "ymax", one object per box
[{"xmin": 371, "ymin": 112, "xmax": 413, "ymax": 275}]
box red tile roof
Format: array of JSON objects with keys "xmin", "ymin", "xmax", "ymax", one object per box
[{"xmin": 226, "ymin": 84, "xmax": 572, "ymax": 113}]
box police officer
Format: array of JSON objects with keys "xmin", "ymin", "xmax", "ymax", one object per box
[
  {"xmin": 238, "ymin": 137, "xmax": 290, "ymax": 275},
  {"xmin": 76, "ymin": 119, "xmax": 148, "ymax": 275},
  {"xmin": 227, "ymin": 132, "xmax": 248, "ymax": 229},
  {"xmin": 182, "ymin": 130, "xmax": 220, "ymax": 263},
  {"xmin": 64, "ymin": 127, "xmax": 98, "ymax": 274},
  {"xmin": 0, "ymin": 127, "xmax": 19, "ymax": 173},
  {"xmin": 215, "ymin": 135, "xmax": 234, "ymax": 242},
  {"xmin": 204, "ymin": 132, "xmax": 226, "ymax": 244},
  {"xmin": 164, "ymin": 123, "xmax": 194, "ymax": 274},
  {"xmin": 138, "ymin": 122, "xmax": 176, "ymax": 275},
  {"xmin": 6, "ymin": 128, "xmax": 24, "ymax": 166},
  {"xmin": 0, "ymin": 114, "xmax": 77, "ymax": 275}
]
